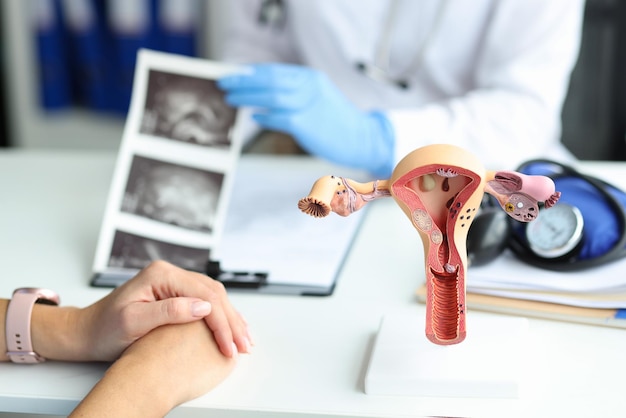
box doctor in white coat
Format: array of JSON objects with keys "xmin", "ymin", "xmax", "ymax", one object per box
[{"xmin": 217, "ymin": 0, "xmax": 585, "ymax": 177}]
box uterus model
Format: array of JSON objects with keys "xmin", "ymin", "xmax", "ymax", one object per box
[{"xmin": 298, "ymin": 144, "xmax": 560, "ymax": 345}]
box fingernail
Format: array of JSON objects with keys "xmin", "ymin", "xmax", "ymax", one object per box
[
  {"xmin": 232, "ymin": 342, "xmax": 239, "ymax": 359},
  {"xmin": 191, "ymin": 301, "xmax": 211, "ymax": 317},
  {"xmin": 246, "ymin": 327, "xmax": 255, "ymax": 346},
  {"xmin": 243, "ymin": 337, "xmax": 252, "ymax": 353}
]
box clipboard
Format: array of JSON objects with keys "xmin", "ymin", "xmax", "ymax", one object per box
[{"xmin": 91, "ymin": 155, "xmax": 367, "ymax": 296}]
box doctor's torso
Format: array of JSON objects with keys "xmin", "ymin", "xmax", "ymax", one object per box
[{"xmin": 225, "ymin": 0, "xmax": 501, "ymax": 109}]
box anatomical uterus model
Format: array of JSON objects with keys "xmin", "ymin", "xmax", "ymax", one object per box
[{"xmin": 298, "ymin": 144, "xmax": 560, "ymax": 345}]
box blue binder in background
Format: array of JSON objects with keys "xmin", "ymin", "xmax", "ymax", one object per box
[
  {"xmin": 33, "ymin": 0, "xmax": 72, "ymax": 110},
  {"xmin": 62, "ymin": 0, "xmax": 114, "ymax": 112},
  {"xmin": 157, "ymin": 0, "xmax": 198, "ymax": 56},
  {"xmin": 33, "ymin": 0, "xmax": 200, "ymax": 116},
  {"xmin": 107, "ymin": 0, "xmax": 160, "ymax": 114}
]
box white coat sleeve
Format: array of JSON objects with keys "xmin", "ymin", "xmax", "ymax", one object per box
[{"xmin": 388, "ymin": 0, "xmax": 585, "ymax": 170}]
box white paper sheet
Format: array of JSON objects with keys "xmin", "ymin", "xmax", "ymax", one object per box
[
  {"xmin": 217, "ymin": 157, "xmax": 366, "ymax": 291},
  {"xmin": 468, "ymin": 250, "xmax": 626, "ymax": 308}
]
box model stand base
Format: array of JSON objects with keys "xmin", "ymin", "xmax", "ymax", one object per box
[{"xmin": 364, "ymin": 313, "xmax": 528, "ymax": 398}]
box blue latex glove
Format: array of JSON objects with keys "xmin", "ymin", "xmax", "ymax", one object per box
[{"xmin": 217, "ymin": 64, "xmax": 395, "ymax": 178}]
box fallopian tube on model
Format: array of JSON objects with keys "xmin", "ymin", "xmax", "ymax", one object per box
[{"xmin": 298, "ymin": 144, "xmax": 560, "ymax": 346}]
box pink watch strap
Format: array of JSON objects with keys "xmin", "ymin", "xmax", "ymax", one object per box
[{"xmin": 6, "ymin": 289, "xmax": 60, "ymax": 363}]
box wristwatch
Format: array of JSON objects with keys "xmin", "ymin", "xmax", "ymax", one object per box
[
  {"xmin": 525, "ymin": 203, "xmax": 584, "ymax": 259},
  {"xmin": 5, "ymin": 288, "xmax": 60, "ymax": 363}
]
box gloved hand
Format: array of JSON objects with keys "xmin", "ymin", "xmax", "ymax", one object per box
[{"xmin": 217, "ymin": 63, "xmax": 395, "ymax": 178}]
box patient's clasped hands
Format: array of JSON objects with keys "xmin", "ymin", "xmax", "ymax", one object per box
[
  {"xmin": 3, "ymin": 260, "xmax": 251, "ymax": 416},
  {"xmin": 77, "ymin": 260, "xmax": 251, "ymax": 361}
]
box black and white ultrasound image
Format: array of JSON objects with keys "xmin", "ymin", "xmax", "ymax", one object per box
[
  {"xmin": 121, "ymin": 155, "xmax": 224, "ymax": 233},
  {"xmin": 140, "ymin": 70, "xmax": 236, "ymax": 147},
  {"xmin": 108, "ymin": 230, "xmax": 210, "ymax": 272}
]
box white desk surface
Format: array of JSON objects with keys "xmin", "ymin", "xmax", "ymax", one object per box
[{"xmin": 1, "ymin": 149, "xmax": 625, "ymax": 418}]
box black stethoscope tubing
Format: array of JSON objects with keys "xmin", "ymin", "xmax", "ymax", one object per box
[{"xmin": 509, "ymin": 159, "xmax": 626, "ymax": 271}]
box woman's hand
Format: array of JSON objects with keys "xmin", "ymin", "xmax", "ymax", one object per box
[
  {"xmin": 69, "ymin": 320, "xmax": 238, "ymax": 417},
  {"xmin": 80, "ymin": 260, "xmax": 252, "ymax": 360},
  {"xmin": 27, "ymin": 260, "xmax": 251, "ymax": 362}
]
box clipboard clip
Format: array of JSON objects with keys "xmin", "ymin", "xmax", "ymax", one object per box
[{"xmin": 206, "ymin": 260, "xmax": 268, "ymax": 289}]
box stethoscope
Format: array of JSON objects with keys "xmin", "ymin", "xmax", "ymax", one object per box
[
  {"xmin": 356, "ymin": 0, "xmax": 449, "ymax": 90},
  {"xmin": 508, "ymin": 160, "xmax": 626, "ymax": 271},
  {"xmin": 257, "ymin": 0, "xmax": 287, "ymax": 28},
  {"xmin": 257, "ymin": 0, "xmax": 450, "ymax": 90}
]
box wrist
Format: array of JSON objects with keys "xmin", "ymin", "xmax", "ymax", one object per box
[
  {"xmin": 117, "ymin": 349, "xmax": 178, "ymax": 413},
  {"xmin": 31, "ymin": 304, "xmax": 90, "ymax": 362},
  {"xmin": 69, "ymin": 352, "xmax": 175, "ymax": 417}
]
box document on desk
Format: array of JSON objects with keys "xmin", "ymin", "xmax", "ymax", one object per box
[
  {"xmin": 215, "ymin": 157, "xmax": 366, "ymax": 295},
  {"xmin": 415, "ymin": 251, "xmax": 626, "ymax": 328},
  {"xmin": 90, "ymin": 49, "xmax": 366, "ymax": 295},
  {"xmin": 467, "ymin": 250, "xmax": 626, "ymax": 309}
]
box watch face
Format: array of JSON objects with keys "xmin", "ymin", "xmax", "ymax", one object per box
[{"xmin": 525, "ymin": 203, "xmax": 584, "ymax": 259}]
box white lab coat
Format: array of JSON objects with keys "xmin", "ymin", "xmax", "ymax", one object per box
[{"xmin": 218, "ymin": 0, "xmax": 585, "ymax": 170}]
